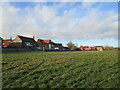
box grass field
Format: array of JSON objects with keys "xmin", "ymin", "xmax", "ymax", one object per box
[{"xmin": 2, "ymin": 50, "xmax": 119, "ymax": 88}]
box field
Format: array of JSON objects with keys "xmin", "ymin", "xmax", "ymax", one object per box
[{"xmin": 2, "ymin": 50, "xmax": 119, "ymax": 88}]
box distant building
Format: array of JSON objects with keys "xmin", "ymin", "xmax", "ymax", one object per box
[
  {"xmin": 103, "ymin": 46, "xmax": 113, "ymax": 50},
  {"xmin": 80, "ymin": 46, "xmax": 91, "ymax": 50},
  {"xmin": 3, "ymin": 38, "xmax": 13, "ymax": 48},
  {"xmin": 63, "ymin": 46, "xmax": 69, "ymax": 50},
  {"xmin": 0, "ymin": 37, "xmax": 3, "ymax": 48},
  {"xmin": 43, "ymin": 40, "xmax": 54, "ymax": 49},
  {"xmin": 53, "ymin": 43, "xmax": 63, "ymax": 50},
  {"xmin": 37, "ymin": 39, "xmax": 63, "ymax": 50},
  {"xmin": 94, "ymin": 46, "xmax": 103, "ymax": 51},
  {"xmin": 37, "ymin": 39, "xmax": 47, "ymax": 50},
  {"xmin": 37, "ymin": 39, "xmax": 53, "ymax": 49},
  {"xmin": 80, "ymin": 46, "xmax": 104, "ymax": 51},
  {"xmin": 10, "ymin": 35, "xmax": 36, "ymax": 48},
  {"xmin": 91, "ymin": 46, "xmax": 97, "ymax": 50},
  {"xmin": 113, "ymin": 47, "xmax": 119, "ymax": 50}
]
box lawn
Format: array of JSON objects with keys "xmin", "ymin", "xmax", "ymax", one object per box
[{"xmin": 2, "ymin": 50, "xmax": 119, "ymax": 88}]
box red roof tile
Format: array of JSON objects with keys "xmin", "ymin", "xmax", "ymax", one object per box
[
  {"xmin": 43, "ymin": 40, "xmax": 52, "ymax": 44},
  {"xmin": 3, "ymin": 39, "xmax": 12, "ymax": 46}
]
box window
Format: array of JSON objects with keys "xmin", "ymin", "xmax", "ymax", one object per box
[
  {"xmin": 25, "ymin": 42, "xmax": 33, "ymax": 46},
  {"xmin": 52, "ymin": 44, "xmax": 54, "ymax": 47},
  {"xmin": 49, "ymin": 44, "xmax": 51, "ymax": 49}
]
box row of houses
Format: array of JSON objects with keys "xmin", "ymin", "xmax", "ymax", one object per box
[
  {"xmin": 0, "ymin": 35, "xmax": 63, "ymax": 50},
  {"xmin": 80, "ymin": 46, "xmax": 114, "ymax": 51},
  {"xmin": 0, "ymin": 35, "xmax": 117, "ymax": 51}
]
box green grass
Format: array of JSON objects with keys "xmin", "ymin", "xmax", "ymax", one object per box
[{"xmin": 2, "ymin": 50, "xmax": 119, "ymax": 88}]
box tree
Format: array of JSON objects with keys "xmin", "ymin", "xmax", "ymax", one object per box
[{"xmin": 66, "ymin": 41, "xmax": 77, "ymax": 50}]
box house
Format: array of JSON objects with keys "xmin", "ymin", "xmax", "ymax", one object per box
[
  {"xmin": 91, "ymin": 46, "xmax": 97, "ymax": 50},
  {"xmin": 0, "ymin": 37, "xmax": 3, "ymax": 48},
  {"xmin": 94, "ymin": 46, "xmax": 103, "ymax": 51},
  {"xmin": 37, "ymin": 39, "xmax": 63, "ymax": 50},
  {"xmin": 103, "ymin": 46, "xmax": 113, "ymax": 50},
  {"xmin": 63, "ymin": 46, "xmax": 69, "ymax": 50},
  {"xmin": 11, "ymin": 35, "xmax": 36, "ymax": 48},
  {"xmin": 80, "ymin": 45, "xmax": 104, "ymax": 51},
  {"xmin": 37, "ymin": 39, "xmax": 53, "ymax": 49},
  {"xmin": 113, "ymin": 47, "xmax": 120, "ymax": 50},
  {"xmin": 43, "ymin": 40, "xmax": 54, "ymax": 49},
  {"xmin": 37, "ymin": 39, "xmax": 47, "ymax": 49},
  {"xmin": 80, "ymin": 46, "xmax": 91, "ymax": 50},
  {"xmin": 53, "ymin": 43, "xmax": 63, "ymax": 50},
  {"xmin": 3, "ymin": 38, "xmax": 13, "ymax": 48}
]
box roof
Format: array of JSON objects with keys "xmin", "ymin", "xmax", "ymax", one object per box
[
  {"xmin": 37, "ymin": 39, "xmax": 51, "ymax": 44},
  {"xmin": 94, "ymin": 46, "xmax": 103, "ymax": 47},
  {"xmin": 81, "ymin": 46, "xmax": 89, "ymax": 48},
  {"xmin": 3, "ymin": 39, "xmax": 12, "ymax": 41},
  {"xmin": 3, "ymin": 39, "xmax": 12, "ymax": 46},
  {"xmin": 43, "ymin": 40, "xmax": 52, "ymax": 44},
  {"xmin": 18, "ymin": 35, "xmax": 36, "ymax": 43},
  {"xmin": 0, "ymin": 37, "xmax": 3, "ymax": 39},
  {"xmin": 37, "ymin": 39, "xmax": 43, "ymax": 41},
  {"xmin": 54, "ymin": 43, "xmax": 62, "ymax": 45},
  {"xmin": 63, "ymin": 47, "xmax": 69, "ymax": 49}
]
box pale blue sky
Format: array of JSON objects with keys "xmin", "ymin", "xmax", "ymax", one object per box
[{"xmin": 2, "ymin": 2, "xmax": 118, "ymax": 47}]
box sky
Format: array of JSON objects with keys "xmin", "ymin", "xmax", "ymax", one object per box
[{"xmin": 0, "ymin": 2, "xmax": 118, "ymax": 47}]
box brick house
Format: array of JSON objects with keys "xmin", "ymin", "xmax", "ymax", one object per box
[
  {"xmin": 0, "ymin": 37, "xmax": 3, "ymax": 48},
  {"xmin": 11, "ymin": 35, "xmax": 36, "ymax": 48},
  {"xmin": 3, "ymin": 38, "xmax": 13, "ymax": 48},
  {"xmin": 80, "ymin": 46, "xmax": 91, "ymax": 50},
  {"xmin": 94, "ymin": 46, "xmax": 103, "ymax": 51},
  {"xmin": 103, "ymin": 46, "xmax": 113, "ymax": 50},
  {"xmin": 37, "ymin": 39, "xmax": 47, "ymax": 49},
  {"xmin": 80, "ymin": 46, "xmax": 104, "ymax": 51},
  {"xmin": 37, "ymin": 39, "xmax": 53, "ymax": 49},
  {"xmin": 91, "ymin": 46, "xmax": 97, "ymax": 50},
  {"xmin": 53, "ymin": 43, "xmax": 63, "ymax": 50},
  {"xmin": 43, "ymin": 40, "xmax": 54, "ymax": 49},
  {"xmin": 37, "ymin": 39, "xmax": 63, "ymax": 50}
]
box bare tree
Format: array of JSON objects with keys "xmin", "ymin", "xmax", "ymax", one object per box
[{"xmin": 66, "ymin": 41, "xmax": 77, "ymax": 50}]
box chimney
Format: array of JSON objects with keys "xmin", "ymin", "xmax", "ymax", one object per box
[
  {"xmin": 10, "ymin": 37, "xmax": 12, "ymax": 40},
  {"xmin": 33, "ymin": 36, "xmax": 35, "ymax": 39}
]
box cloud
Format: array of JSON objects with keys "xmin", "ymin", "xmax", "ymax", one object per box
[
  {"xmin": 1, "ymin": 2, "xmax": 118, "ymax": 43},
  {"xmin": 81, "ymin": 2, "xmax": 95, "ymax": 8}
]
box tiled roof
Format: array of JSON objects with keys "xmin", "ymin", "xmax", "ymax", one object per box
[
  {"xmin": 18, "ymin": 35, "xmax": 36, "ymax": 43},
  {"xmin": 43, "ymin": 40, "xmax": 52, "ymax": 44},
  {"xmin": 37, "ymin": 39, "xmax": 62, "ymax": 46},
  {"xmin": 81, "ymin": 46, "xmax": 89, "ymax": 48},
  {"xmin": 3, "ymin": 39, "xmax": 12, "ymax": 46}
]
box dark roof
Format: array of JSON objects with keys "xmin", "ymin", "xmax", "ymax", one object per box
[
  {"xmin": 18, "ymin": 35, "xmax": 36, "ymax": 43},
  {"xmin": 54, "ymin": 43, "xmax": 62, "ymax": 45},
  {"xmin": 37, "ymin": 39, "xmax": 43, "ymax": 41},
  {"xmin": 0, "ymin": 37, "xmax": 3, "ymax": 39}
]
